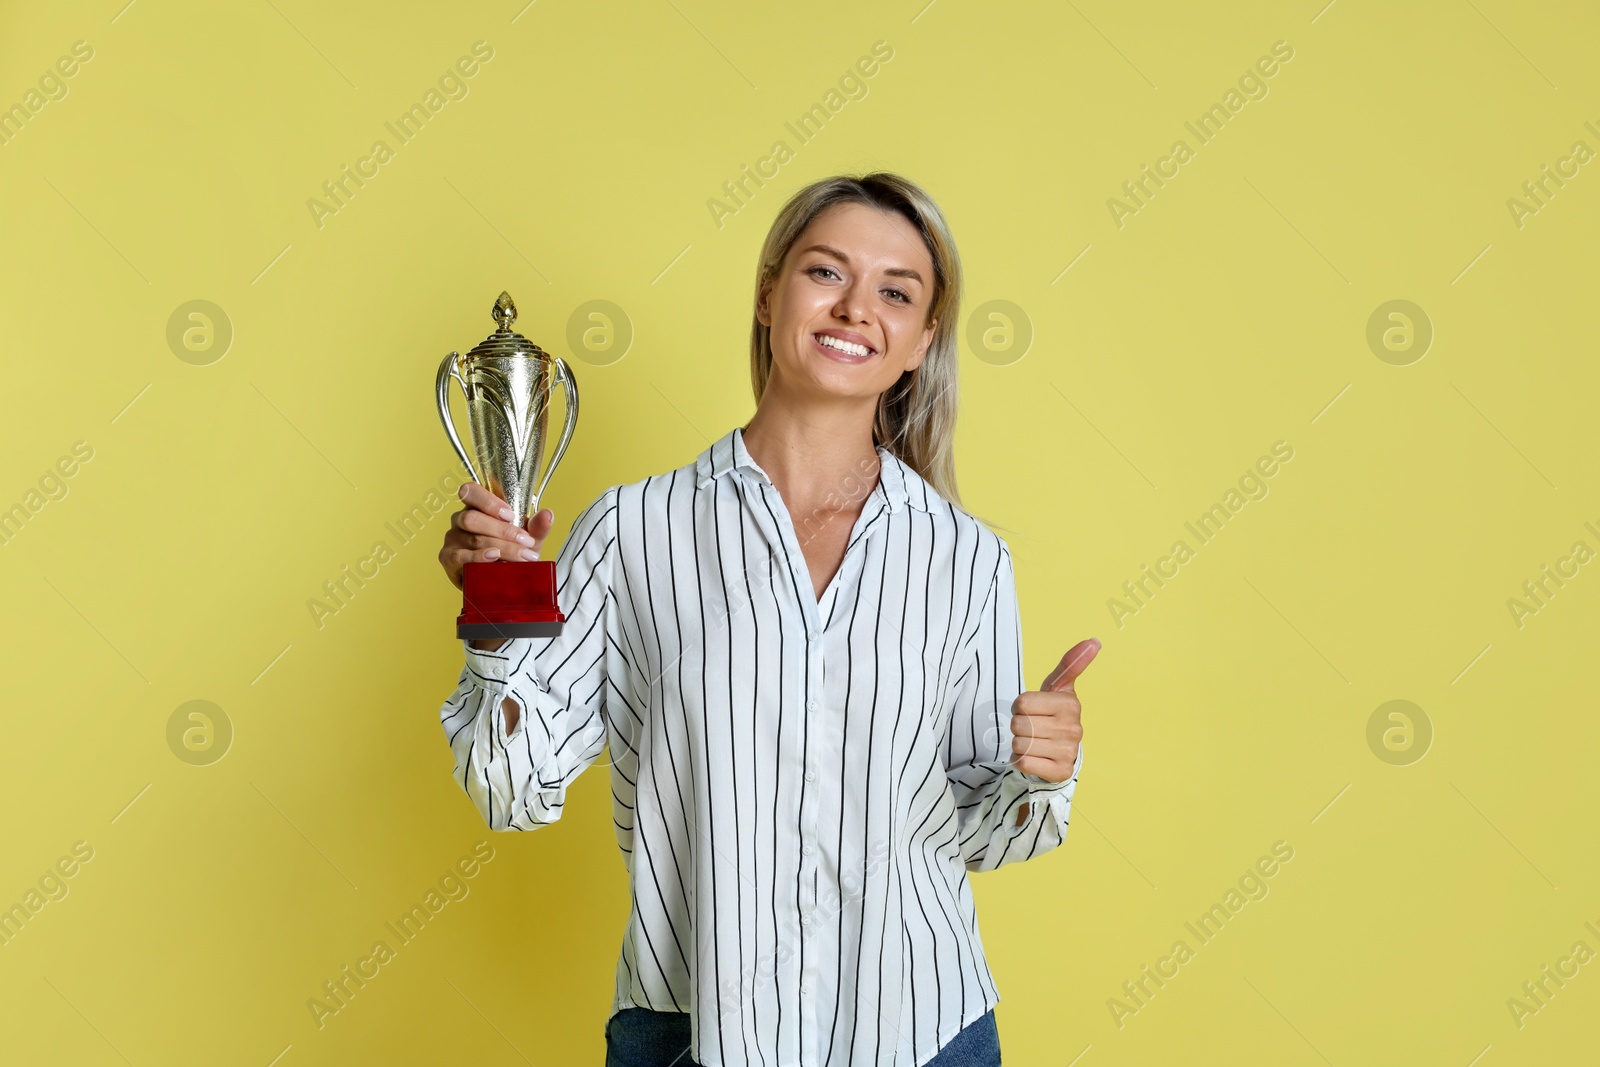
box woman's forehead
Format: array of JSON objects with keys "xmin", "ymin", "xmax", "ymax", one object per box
[{"xmin": 792, "ymin": 203, "xmax": 931, "ymax": 273}]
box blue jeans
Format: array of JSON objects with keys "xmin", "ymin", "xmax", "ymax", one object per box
[{"xmin": 604, "ymin": 1005, "xmax": 1001, "ymax": 1066}]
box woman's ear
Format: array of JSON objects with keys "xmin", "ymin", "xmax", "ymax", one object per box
[
  {"xmin": 755, "ymin": 278, "xmax": 773, "ymax": 327},
  {"xmin": 908, "ymin": 317, "xmax": 937, "ymax": 370}
]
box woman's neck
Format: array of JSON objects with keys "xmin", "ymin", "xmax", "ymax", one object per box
[{"xmin": 741, "ymin": 401, "xmax": 881, "ymax": 514}]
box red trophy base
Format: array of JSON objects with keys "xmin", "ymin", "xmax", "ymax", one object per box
[{"xmin": 456, "ymin": 560, "xmax": 566, "ymax": 639}]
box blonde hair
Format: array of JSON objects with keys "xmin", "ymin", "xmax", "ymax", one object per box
[{"xmin": 749, "ymin": 172, "xmax": 998, "ymax": 528}]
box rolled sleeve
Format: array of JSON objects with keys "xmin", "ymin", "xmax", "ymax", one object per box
[
  {"xmin": 439, "ymin": 486, "xmax": 622, "ymax": 831},
  {"xmin": 942, "ymin": 542, "xmax": 1079, "ymax": 873}
]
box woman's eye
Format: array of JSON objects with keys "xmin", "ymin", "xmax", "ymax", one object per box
[{"xmin": 807, "ymin": 266, "xmax": 909, "ymax": 303}]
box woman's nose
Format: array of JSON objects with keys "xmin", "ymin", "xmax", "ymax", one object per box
[{"xmin": 834, "ymin": 283, "xmax": 871, "ymax": 322}]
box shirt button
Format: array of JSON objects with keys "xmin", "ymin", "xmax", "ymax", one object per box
[
  {"xmin": 806, "ymin": 699, "xmax": 817, "ymax": 711},
  {"xmin": 804, "ymin": 770, "xmax": 815, "ymax": 782},
  {"xmin": 802, "ymin": 842, "xmax": 813, "ymax": 855},
  {"xmin": 801, "ymin": 983, "xmax": 812, "ymax": 995},
  {"xmin": 808, "ymin": 629, "xmax": 820, "ymax": 640},
  {"xmin": 802, "ymin": 915, "xmax": 812, "ymax": 926}
]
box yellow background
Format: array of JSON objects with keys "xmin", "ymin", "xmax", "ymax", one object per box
[{"xmin": 2, "ymin": 0, "xmax": 1597, "ymax": 1063}]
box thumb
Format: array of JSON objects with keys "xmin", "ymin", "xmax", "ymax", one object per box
[
  {"xmin": 1041, "ymin": 638, "xmax": 1101, "ymax": 692},
  {"xmin": 526, "ymin": 508, "xmax": 556, "ymax": 548}
]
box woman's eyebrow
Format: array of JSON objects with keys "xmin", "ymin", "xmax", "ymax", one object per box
[{"xmin": 798, "ymin": 243, "xmax": 924, "ymax": 284}]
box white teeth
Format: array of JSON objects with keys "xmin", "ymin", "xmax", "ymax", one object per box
[{"xmin": 816, "ymin": 334, "xmax": 870, "ymax": 357}]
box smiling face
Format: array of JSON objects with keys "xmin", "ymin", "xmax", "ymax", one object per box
[{"xmin": 756, "ymin": 200, "xmax": 938, "ymax": 406}]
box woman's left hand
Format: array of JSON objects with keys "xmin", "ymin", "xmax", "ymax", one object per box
[{"xmin": 1010, "ymin": 638, "xmax": 1100, "ymax": 783}]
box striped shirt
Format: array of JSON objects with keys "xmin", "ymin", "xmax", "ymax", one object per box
[{"xmin": 438, "ymin": 424, "xmax": 1083, "ymax": 1067}]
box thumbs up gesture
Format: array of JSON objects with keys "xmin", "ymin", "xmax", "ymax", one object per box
[{"xmin": 1010, "ymin": 638, "xmax": 1100, "ymax": 783}]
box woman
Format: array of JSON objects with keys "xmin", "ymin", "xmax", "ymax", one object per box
[{"xmin": 437, "ymin": 172, "xmax": 1098, "ymax": 1067}]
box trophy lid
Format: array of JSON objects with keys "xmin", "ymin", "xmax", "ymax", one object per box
[{"xmin": 465, "ymin": 291, "xmax": 552, "ymax": 361}]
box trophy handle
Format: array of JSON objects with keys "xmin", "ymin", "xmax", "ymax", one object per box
[
  {"xmin": 435, "ymin": 351, "xmax": 482, "ymax": 486},
  {"xmin": 533, "ymin": 357, "xmax": 579, "ymax": 511}
]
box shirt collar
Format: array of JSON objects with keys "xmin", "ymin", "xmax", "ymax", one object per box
[{"xmin": 694, "ymin": 425, "xmax": 929, "ymax": 513}]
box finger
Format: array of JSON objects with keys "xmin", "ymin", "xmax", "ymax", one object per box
[
  {"xmin": 1012, "ymin": 688, "xmax": 1079, "ymax": 715},
  {"xmin": 1041, "ymin": 638, "xmax": 1101, "ymax": 692},
  {"xmin": 1010, "ymin": 713, "xmax": 1045, "ymax": 740},
  {"xmin": 1012, "ymin": 729, "xmax": 1078, "ymax": 761},
  {"xmin": 1010, "ymin": 749, "xmax": 1070, "ymax": 780},
  {"xmin": 454, "ymin": 506, "xmax": 540, "ymax": 550},
  {"xmin": 444, "ymin": 525, "xmax": 533, "ymax": 562},
  {"xmin": 1010, "ymin": 695, "xmax": 1079, "ymax": 734},
  {"xmin": 527, "ymin": 507, "xmax": 556, "ymax": 544},
  {"xmin": 464, "ymin": 530, "xmax": 541, "ymax": 561},
  {"xmin": 444, "ymin": 544, "xmax": 503, "ymax": 577},
  {"xmin": 458, "ymin": 482, "xmax": 516, "ymax": 522}
]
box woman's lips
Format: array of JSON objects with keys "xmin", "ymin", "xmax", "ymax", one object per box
[{"xmin": 811, "ymin": 333, "xmax": 875, "ymax": 363}]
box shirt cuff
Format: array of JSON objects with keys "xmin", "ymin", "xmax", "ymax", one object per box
[
  {"xmin": 462, "ymin": 638, "xmax": 519, "ymax": 696},
  {"xmin": 1003, "ymin": 745, "xmax": 1082, "ymax": 839},
  {"xmin": 463, "ymin": 638, "xmax": 550, "ymax": 747}
]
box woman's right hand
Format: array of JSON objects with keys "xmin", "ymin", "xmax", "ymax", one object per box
[{"xmin": 439, "ymin": 482, "xmax": 556, "ymax": 593}]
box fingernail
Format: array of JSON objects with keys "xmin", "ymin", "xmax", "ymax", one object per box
[
  {"xmin": 499, "ymin": 507, "xmax": 514, "ymax": 521},
  {"xmin": 484, "ymin": 548, "xmax": 500, "ymax": 560},
  {"xmin": 458, "ymin": 484, "xmax": 468, "ymax": 499},
  {"xmin": 519, "ymin": 548, "xmax": 539, "ymax": 561},
  {"xmin": 516, "ymin": 533, "xmax": 537, "ymax": 547}
]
